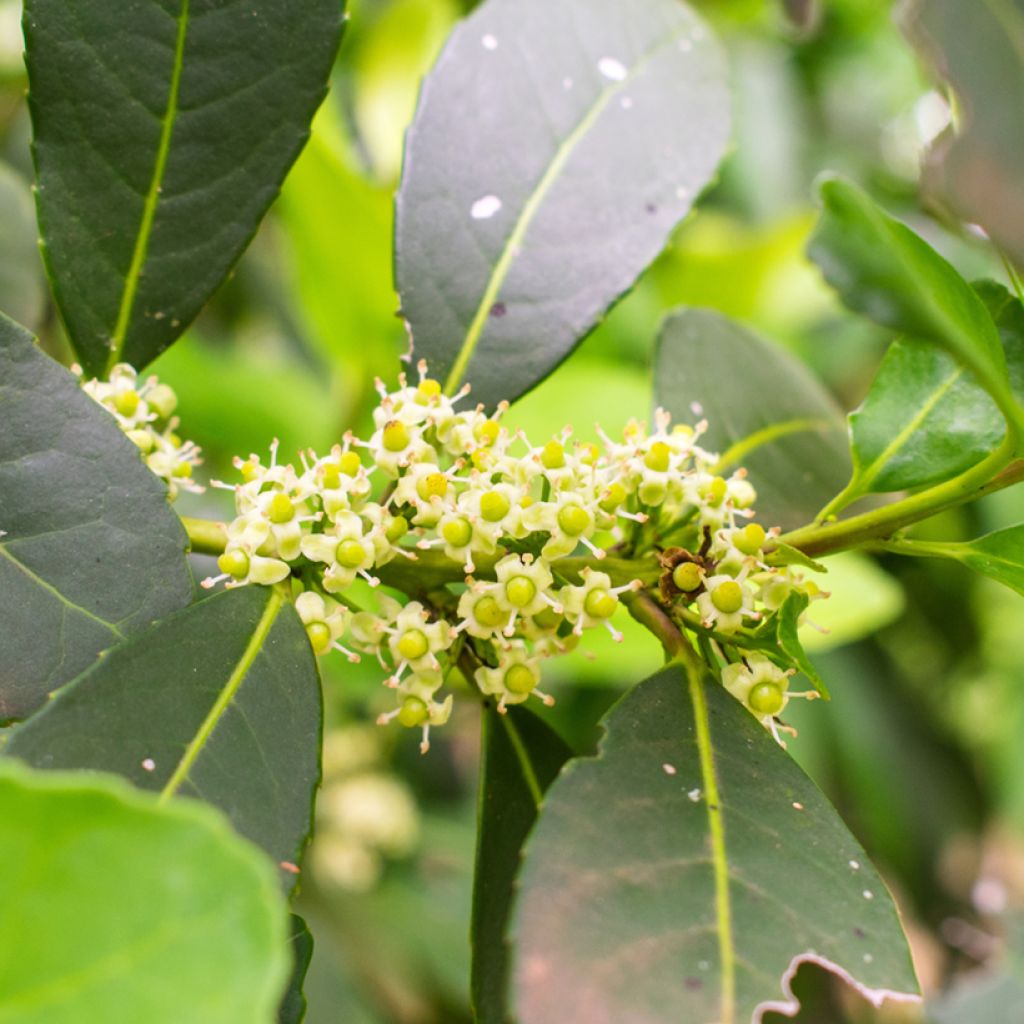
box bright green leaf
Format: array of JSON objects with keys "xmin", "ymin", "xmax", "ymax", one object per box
[
  {"xmin": 0, "ymin": 761, "xmax": 289, "ymax": 1024},
  {"xmin": 901, "ymin": 0, "xmax": 1024, "ymax": 270},
  {"xmin": 0, "ymin": 315, "xmax": 191, "ymax": 721},
  {"xmin": 654, "ymin": 308, "xmax": 852, "ymax": 532},
  {"xmin": 808, "ymin": 177, "xmax": 1021, "ymax": 434},
  {"xmin": 24, "ymin": 0, "xmax": 346, "ymax": 376},
  {"xmin": 776, "ymin": 592, "xmax": 829, "ymax": 697},
  {"xmin": 396, "ymin": 0, "xmax": 730, "ymax": 408},
  {"xmin": 0, "ymin": 161, "xmax": 45, "ymax": 331},
  {"xmin": 472, "ymin": 706, "xmax": 573, "ymax": 1024},
  {"xmin": 511, "ymin": 666, "xmax": 920, "ymax": 1024},
  {"xmin": 5, "ymin": 586, "xmax": 322, "ymax": 889},
  {"xmin": 840, "ymin": 280, "xmax": 1024, "ymax": 496}
]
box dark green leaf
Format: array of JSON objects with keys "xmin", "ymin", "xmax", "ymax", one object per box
[
  {"xmin": 5, "ymin": 586, "xmax": 322, "ymax": 889},
  {"xmin": 24, "ymin": 0, "xmax": 346, "ymax": 376},
  {"xmin": 279, "ymin": 914, "xmax": 315, "ymax": 1024},
  {"xmin": 511, "ymin": 666, "xmax": 920, "ymax": 1024},
  {"xmin": 938, "ymin": 525, "xmax": 1024, "ymax": 597},
  {"xmin": 901, "ymin": 0, "xmax": 1024, "ymax": 270},
  {"xmin": 472, "ymin": 705, "xmax": 573, "ymax": 1024},
  {"xmin": 0, "ymin": 761, "xmax": 289, "ymax": 1023},
  {"xmin": 776, "ymin": 592, "xmax": 829, "ymax": 698},
  {"xmin": 654, "ymin": 308, "xmax": 852, "ymax": 532},
  {"xmin": 0, "ymin": 315, "xmax": 191, "ymax": 721},
  {"xmin": 809, "ymin": 177, "xmax": 1021, "ymax": 433},
  {"xmin": 841, "ymin": 281, "xmax": 1024, "ymax": 496},
  {"xmin": 0, "ymin": 161, "xmax": 45, "ymax": 330},
  {"xmin": 396, "ymin": 0, "xmax": 730, "ymax": 409}
]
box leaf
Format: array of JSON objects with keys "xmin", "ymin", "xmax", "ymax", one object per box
[
  {"xmin": 654, "ymin": 307, "xmax": 852, "ymax": 532},
  {"xmin": 929, "ymin": 525, "xmax": 1024, "ymax": 597},
  {"xmin": 0, "ymin": 761, "xmax": 289, "ymax": 1024},
  {"xmin": 775, "ymin": 592, "xmax": 829, "ymax": 698},
  {"xmin": 0, "ymin": 161, "xmax": 45, "ymax": 331},
  {"xmin": 0, "ymin": 315, "xmax": 191, "ymax": 721},
  {"xmin": 278, "ymin": 915, "xmax": 315, "ymax": 1024},
  {"xmin": 24, "ymin": 0, "xmax": 346, "ymax": 376},
  {"xmin": 808, "ymin": 177, "xmax": 1021, "ymax": 434},
  {"xmin": 4, "ymin": 585, "xmax": 322, "ymax": 889},
  {"xmin": 841, "ymin": 280, "xmax": 1024, "ymax": 496},
  {"xmin": 472, "ymin": 705, "xmax": 573, "ymax": 1024},
  {"xmin": 511, "ymin": 666, "xmax": 921, "ymax": 1024},
  {"xmin": 395, "ymin": 0, "xmax": 730, "ymax": 409},
  {"xmin": 900, "ymin": 0, "xmax": 1024, "ymax": 270}
]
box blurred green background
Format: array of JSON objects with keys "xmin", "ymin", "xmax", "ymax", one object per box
[{"xmin": 3, "ymin": 0, "xmax": 1023, "ymax": 1019}]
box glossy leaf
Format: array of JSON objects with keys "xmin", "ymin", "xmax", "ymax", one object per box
[
  {"xmin": 5, "ymin": 586, "xmax": 322, "ymax": 889},
  {"xmin": 24, "ymin": 0, "xmax": 345, "ymax": 376},
  {"xmin": 775, "ymin": 592, "xmax": 829, "ymax": 697},
  {"xmin": 931, "ymin": 526, "xmax": 1024, "ymax": 597},
  {"xmin": 0, "ymin": 315, "xmax": 191, "ymax": 721},
  {"xmin": 808, "ymin": 177, "xmax": 1021, "ymax": 433},
  {"xmin": 901, "ymin": 0, "xmax": 1024, "ymax": 270},
  {"xmin": 843, "ymin": 280, "xmax": 1024, "ymax": 495},
  {"xmin": 654, "ymin": 308, "xmax": 852, "ymax": 532},
  {"xmin": 0, "ymin": 161, "xmax": 45, "ymax": 330},
  {"xmin": 511, "ymin": 666, "xmax": 920, "ymax": 1024},
  {"xmin": 472, "ymin": 705, "xmax": 573, "ymax": 1024},
  {"xmin": 396, "ymin": 0, "xmax": 730, "ymax": 409},
  {"xmin": 0, "ymin": 762, "xmax": 289, "ymax": 1023},
  {"xmin": 279, "ymin": 915, "xmax": 315, "ymax": 1024}
]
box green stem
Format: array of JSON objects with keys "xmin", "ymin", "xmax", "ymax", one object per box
[
  {"xmin": 777, "ymin": 439, "xmax": 1021, "ymax": 559},
  {"xmin": 871, "ymin": 536, "xmax": 967, "ymax": 561}
]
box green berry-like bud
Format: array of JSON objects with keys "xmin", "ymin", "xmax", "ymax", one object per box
[
  {"xmin": 417, "ymin": 378, "xmax": 442, "ymax": 400},
  {"xmin": 506, "ymin": 576, "xmax": 537, "ymax": 608},
  {"xmin": 385, "ymin": 515, "xmax": 410, "ymax": 543},
  {"xmin": 127, "ymin": 429, "xmax": 154, "ymax": 453},
  {"xmin": 416, "ymin": 472, "xmax": 448, "ymax": 501},
  {"xmin": 480, "ymin": 491, "xmax": 510, "ymax": 522},
  {"xmin": 339, "ymin": 450, "xmax": 362, "ymax": 476},
  {"xmin": 599, "ymin": 482, "xmax": 627, "ymax": 513},
  {"xmin": 396, "ymin": 629, "xmax": 429, "ymax": 661},
  {"xmin": 475, "ymin": 419, "xmax": 500, "ymax": 445},
  {"xmin": 147, "ymin": 383, "xmax": 178, "ymax": 419},
  {"xmin": 398, "ymin": 696, "xmax": 429, "ymax": 728},
  {"xmin": 734, "ymin": 523, "xmax": 766, "ymax": 556},
  {"xmin": 239, "ymin": 459, "xmax": 259, "ymax": 483},
  {"xmin": 382, "ymin": 421, "xmax": 410, "ymax": 452},
  {"xmin": 711, "ymin": 580, "xmax": 744, "ymax": 615},
  {"xmin": 541, "ymin": 440, "xmax": 565, "ymax": 469},
  {"xmin": 443, "ymin": 517, "xmax": 473, "ymax": 548},
  {"xmin": 532, "ymin": 606, "xmax": 562, "ymax": 630},
  {"xmin": 217, "ymin": 549, "xmax": 250, "ymax": 579},
  {"xmin": 268, "ymin": 493, "xmax": 295, "ymax": 523},
  {"xmin": 748, "ymin": 681, "xmax": 785, "ymax": 716},
  {"xmin": 644, "ymin": 442, "xmax": 671, "ymax": 473},
  {"xmin": 306, "ymin": 622, "xmax": 332, "ymax": 655},
  {"xmin": 705, "ymin": 476, "xmax": 728, "ymax": 506},
  {"xmin": 474, "ymin": 596, "xmax": 506, "ymax": 628},
  {"xmin": 336, "ymin": 539, "xmax": 366, "ymax": 569},
  {"xmin": 172, "ymin": 461, "xmax": 193, "ymax": 479},
  {"xmin": 114, "ymin": 389, "xmax": 140, "ymax": 417},
  {"xmin": 672, "ymin": 562, "xmax": 703, "ymax": 592},
  {"xmin": 584, "ymin": 588, "xmax": 617, "ymax": 619},
  {"xmin": 321, "ymin": 463, "xmax": 341, "ymax": 489},
  {"xmin": 557, "ymin": 504, "xmax": 589, "ymax": 536},
  {"xmin": 505, "ymin": 664, "xmax": 537, "ymax": 695}
]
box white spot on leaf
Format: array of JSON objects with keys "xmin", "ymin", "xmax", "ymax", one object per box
[
  {"xmin": 141, "ymin": 758, "xmax": 156, "ymax": 772},
  {"xmin": 792, "ymin": 801, "xmax": 804, "ymax": 811},
  {"xmin": 598, "ymin": 57, "xmax": 627, "ymax": 82},
  {"xmin": 471, "ymin": 195, "xmax": 503, "ymax": 220},
  {"xmin": 863, "ymin": 890, "xmax": 874, "ymax": 900},
  {"xmin": 687, "ymin": 788, "xmax": 702, "ymax": 803},
  {"xmin": 662, "ymin": 763, "xmax": 677, "ymax": 776},
  {"xmin": 849, "ymin": 859, "xmax": 861, "ymax": 870}
]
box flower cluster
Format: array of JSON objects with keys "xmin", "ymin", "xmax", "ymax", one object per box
[
  {"xmin": 194, "ymin": 361, "xmax": 828, "ymax": 749},
  {"xmin": 76, "ymin": 363, "xmax": 203, "ymax": 499}
]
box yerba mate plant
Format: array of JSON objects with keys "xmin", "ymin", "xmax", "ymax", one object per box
[{"xmin": 1, "ymin": 0, "xmax": 1023, "ymax": 1021}]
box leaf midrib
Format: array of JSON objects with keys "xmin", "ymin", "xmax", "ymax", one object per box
[
  {"xmin": 159, "ymin": 588, "xmax": 282, "ymax": 802},
  {"xmin": 106, "ymin": 0, "xmax": 191, "ymax": 373},
  {"xmin": 443, "ymin": 23, "xmax": 691, "ymax": 396},
  {"xmin": 716, "ymin": 417, "xmax": 834, "ymax": 472}
]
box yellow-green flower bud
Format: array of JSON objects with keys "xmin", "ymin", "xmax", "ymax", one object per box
[
  {"xmin": 541, "ymin": 440, "xmax": 565, "ymax": 469},
  {"xmin": 336, "ymin": 540, "xmax": 366, "ymax": 568},
  {"xmin": 672, "ymin": 562, "xmax": 703, "ymax": 592},
  {"xmin": 398, "ymin": 696, "xmax": 429, "ymax": 728},
  {"xmin": 644, "ymin": 442, "xmax": 671, "ymax": 473},
  {"xmin": 557, "ymin": 504, "xmax": 589, "ymax": 536},
  {"xmin": 505, "ymin": 664, "xmax": 537, "ymax": 695},
  {"xmin": 268, "ymin": 493, "xmax": 295, "ymax": 523},
  {"xmin": 480, "ymin": 491, "xmax": 510, "ymax": 522},
  {"xmin": 385, "ymin": 515, "xmax": 410, "ymax": 543},
  {"xmin": 416, "ymin": 472, "xmax": 448, "ymax": 501},
  {"xmin": 711, "ymin": 580, "xmax": 744, "ymax": 614},
  {"xmin": 599, "ymin": 482, "xmax": 627, "ymax": 514},
  {"xmin": 748, "ymin": 681, "xmax": 784, "ymax": 716},
  {"xmin": 147, "ymin": 384, "xmax": 178, "ymax": 419},
  {"xmin": 217, "ymin": 550, "xmax": 250, "ymax": 579},
  {"xmin": 442, "ymin": 517, "xmax": 473, "ymax": 548},
  {"xmin": 505, "ymin": 576, "xmax": 537, "ymax": 608},
  {"xmin": 383, "ymin": 421, "xmax": 410, "ymax": 452},
  {"xmin": 396, "ymin": 629, "xmax": 429, "ymax": 661},
  {"xmin": 306, "ymin": 622, "xmax": 332, "ymax": 655},
  {"xmin": 734, "ymin": 523, "xmax": 766, "ymax": 556},
  {"xmin": 584, "ymin": 588, "xmax": 617, "ymax": 619},
  {"xmin": 114, "ymin": 389, "xmax": 140, "ymax": 417}
]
